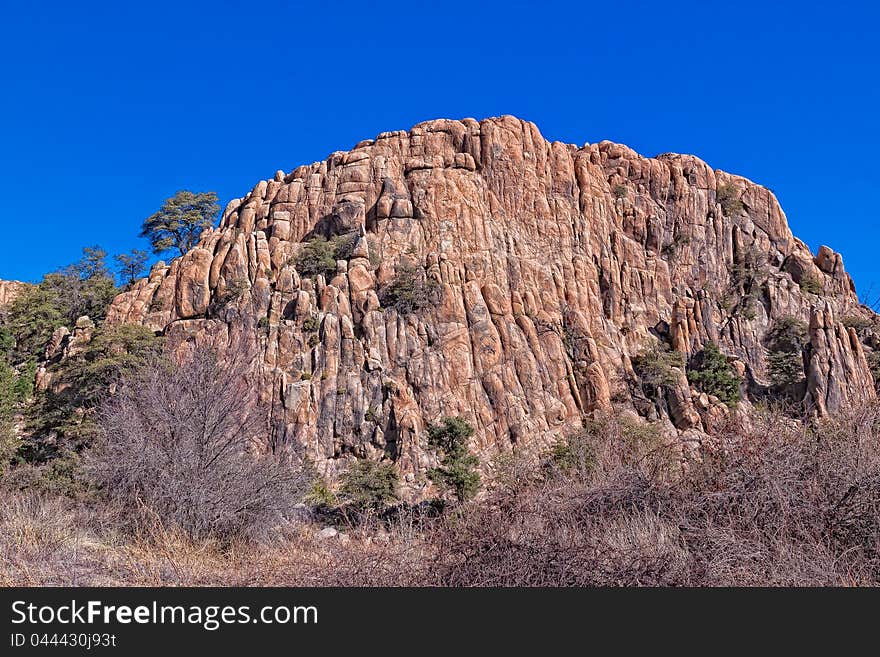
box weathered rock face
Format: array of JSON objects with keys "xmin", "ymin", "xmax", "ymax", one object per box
[
  {"xmin": 107, "ymin": 115, "xmax": 877, "ymax": 489},
  {"xmin": 0, "ymin": 280, "xmax": 27, "ymax": 309},
  {"xmin": 35, "ymin": 316, "xmax": 96, "ymax": 392}
]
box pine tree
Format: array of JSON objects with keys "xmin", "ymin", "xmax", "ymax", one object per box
[
  {"xmin": 141, "ymin": 191, "xmax": 219, "ymax": 256},
  {"xmin": 427, "ymin": 416, "xmax": 481, "ymax": 502},
  {"xmin": 114, "ymin": 249, "xmax": 150, "ymax": 287}
]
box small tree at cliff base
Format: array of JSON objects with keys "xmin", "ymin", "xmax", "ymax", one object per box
[
  {"xmin": 766, "ymin": 316, "xmax": 808, "ymax": 391},
  {"xmin": 338, "ymin": 460, "xmax": 400, "ymax": 512},
  {"xmin": 140, "ymin": 190, "xmax": 219, "ymax": 257},
  {"xmin": 631, "ymin": 342, "xmax": 685, "ymax": 400},
  {"xmin": 687, "ymin": 342, "xmax": 741, "ymax": 407},
  {"xmin": 427, "ymin": 416, "xmax": 480, "ymax": 503}
]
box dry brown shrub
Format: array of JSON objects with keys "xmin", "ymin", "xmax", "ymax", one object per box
[
  {"xmin": 2, "ymin": 403, "xmax": 879, "ymax": 586},
  {"xmin": 422, "ymin": 406, "xmax": 880, "ymax": 586},
  {"xmin": 84, "ymin": 345, "xmax": 309, "ymax": 542}
]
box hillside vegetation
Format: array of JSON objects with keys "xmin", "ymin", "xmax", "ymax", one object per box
[{"xmin": 2, "ymin": 405, "xmax": 879, "ymax": 586}]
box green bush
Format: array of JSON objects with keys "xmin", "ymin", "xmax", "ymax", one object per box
[
  {"xmin": 842, "ymin": 315, "xmax": 876, "ymax": 336},
  {"xmin": 367, "ymin": 236, "xmax": 382, "ymax": 268},
  {"xmin": 687, "ymin": 342, "xmax": 741, "ymax": 407},
  {"xmin": 292, "ymin": 234, "xmax": 357, "ymax": 279},
  {"xmin": 302, "ymin": 315, "xmax": 320, "ymax": 332},
  {"xmin": 0, "ymin": 361, "xmax": 20, "ymax": 476},
  {"xmin": 292, "ymin": 236, "xmax": 337, "ymax": 279},
  {"xmin": 426, "ymin": 416, "xmax": 480, "ymax": 502},
  {"xmin": 339, "ymin": 460, "xmax": 400, "ymax": 511},
  {"xmin": 3, "ymin": 452, "xmax": 88, "ymax": 497},
  {"xmin": 550, "ymin": 423, "xmax": 599, "ymax": 476},
  {"xmin": 4, "ymin": 285, "xmax": 64, "ymax": 363},
  {"xmin": 717, "ymin": 184, "xmax": 744, "ymax": 215},
  {"xmin": 0, "ymin": 325, "xmax": 13, "ymax": 352},
  {"xmin": 4, "ymin": 249, "xmax": 119, "ymax": 364},
  {"xmin": 766, "ymin": 316, "xmax": 808, "ymax": 389},
  {"xmin": 62, "ymin": 325, "xmax": 163, "ymax": 404},
  {"xmin": 224, "ymin": 277, "xmax": 251, "ymax": 301},
  {"xmin": 365, "ymin": 406, "xmax": 380, "ymax": 424},
  {"xmin": 632, "ymin": 343, "xmax": 685, "ymax": 390},
  {"xmin": 768, "ymin": 350, "xmax": 805, "ymax": 390},
  {"xmin": 612, "ymin": 184, "xmax": 628, "ymax": 199},
  {"xmin": 13, "ymin": 360, "xmax": 36, "ymax": 402},
  {"xmin": 737, "ymin": 296, "xmax": 758, "ymax": 321},
  {"xmin": 304, "ymin": 477, "xmax": 337, "ymax": 507},
  {"xmin": 730, "ymin": 245, "xmax": 765, "ymax": 291},
  {"xmin": 379, "ymin": 262, "xmax": 440, "ymax": 315},
  {"xmin": 799, "ymin": 274, "xmax": 823, "ymax": 295},
  {"xmin": 23, "ymin": 324, "xmax": 163, "ymax": 460},
  {"xmin": 768, "ymin": 316, "xmax": 808, "ymax": 352},
  {"xmin": 0, "ymin": 360, "xmax": 16, "ymax": 411}
]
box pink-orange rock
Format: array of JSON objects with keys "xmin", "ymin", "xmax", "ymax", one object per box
[
  {"xmin": 0, "ymin": 280, "xmax": 27, "ymax": 309},
  {"xmin": 105, "ymin": 116, "xmax": 876, "ymax": 487}
]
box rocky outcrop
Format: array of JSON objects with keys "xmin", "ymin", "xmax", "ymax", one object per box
[
  {"xmin": 805, "ymin": 304, "xmax": 875, "ymax": 415},
  {"xmin": 107, "ymin": 115, "xmax": 877, "ymax": 490},
  {"xmin": 35, "ymin": 317, "xmax": 96, "ymax": 392},
  {"xmin": 0, "ymin": 280, "xmax": 27, "ymax": 309}
]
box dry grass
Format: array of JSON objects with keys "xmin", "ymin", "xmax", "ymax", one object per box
[
  {"xmin": 0, "ymin": 493, "xmax": 124, "ymax": 586},
  {"xmin": 2, "ymin": 404, "xmax": 879, "ymax": 587},
  {"xmin": 0, "ymin": 492, "xmax": 430, "ymax": 586}
]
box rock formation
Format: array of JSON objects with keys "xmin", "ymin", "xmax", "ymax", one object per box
[
  {"xmin": 107, "ymin": 115, "xmax": 878, "ymax": 490},
  {"xmin": 0, "ymin": 280, "xmax": 27, "ymax": 309}
]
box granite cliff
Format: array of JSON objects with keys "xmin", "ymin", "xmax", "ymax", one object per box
[
  {"xmin": 0, "ymin": 281, "xmax": 26, "ymax": 309},
  {"xmin": 106, "ymin": 115, "xmax": 878, "ymax": 489}
]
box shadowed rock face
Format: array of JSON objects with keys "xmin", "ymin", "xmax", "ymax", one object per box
[{"xmin": 107, "ymin": 115, "xmax": 877, "ymax": 487}]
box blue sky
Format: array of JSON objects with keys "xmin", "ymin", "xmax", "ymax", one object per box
[{"xmin": 2, "ymin": 1, "xmax": 878, "ymax": 297}]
